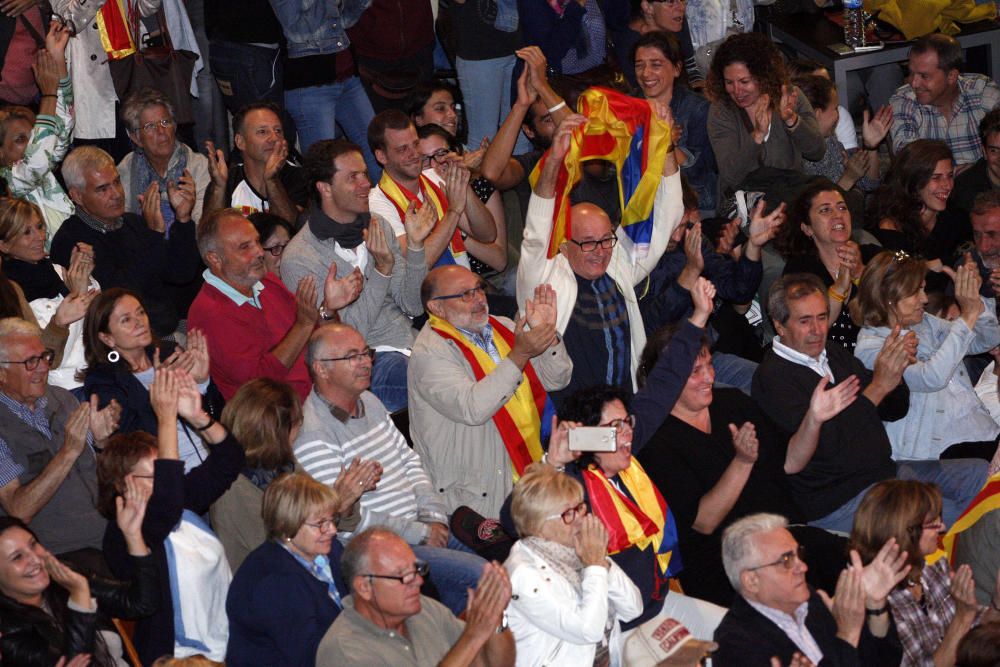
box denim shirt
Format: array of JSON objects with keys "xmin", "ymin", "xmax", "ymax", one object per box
[
  {"xmin": 670, "ymin": 85, "xmax": 717, "ymax": 212},
  {"xmin": 854, "ymin": 299, "xmax": 1000, "ymax": 460},
  {"xmin": 268, "ymin": 0, "xmax": 372, "ymax": 58}
]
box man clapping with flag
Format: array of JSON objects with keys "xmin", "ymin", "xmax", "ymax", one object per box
[{"xmin": 516, "ymin": 95, "xmax": 682, "ymax": 407}]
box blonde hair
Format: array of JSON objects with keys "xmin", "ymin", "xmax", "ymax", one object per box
[
  {"xmin": 851, "ymin": 251, "xmax": 927, "ymax": 327},
  {"xmin": 510, "ymin": 463, "xmax": 584, "ymax": 537},
  {"xmin": 262, "ymin": 472, "xmax": 340, "ymax": 541},
  {"xmin": 221, "ymin": 378, "xmax": 302, "ymax": 469},
  {"xmin": 0, "ymin": 197, "xmax": 44, "ymax": 248}
]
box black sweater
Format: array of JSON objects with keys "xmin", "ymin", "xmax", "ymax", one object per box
[{"xmin": 751, "ymin": 343, "xmax": 908, "ymax": 521}]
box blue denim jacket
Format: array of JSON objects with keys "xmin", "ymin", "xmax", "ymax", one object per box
[
  {"xmin": 671, "ymin": 85, "xmax": 717, "ymax": 212},
  {"xmin": 268, "ymin": 0, "xmax": 372, "ymax": 58}
]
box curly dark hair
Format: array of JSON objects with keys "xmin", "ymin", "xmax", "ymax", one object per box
[
  {"xmin": 774, "ymin": 177, "xmax": 845, "ymax": 258},
  {"xmin": 871, "ymin": 139, "xmax": 953, "ymax": 251},
  {"xmin": 706, "ymin": 32, "xmax": 787, "ymax": 111}
]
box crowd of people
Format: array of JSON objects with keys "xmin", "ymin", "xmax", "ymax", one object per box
[{"xmin": 3, "ymin": 0, "xmax": 1000, "ymax": 665}]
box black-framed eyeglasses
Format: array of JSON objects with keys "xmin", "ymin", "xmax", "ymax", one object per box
[
  {"xmin": 600, "ymin": 414, "xmax": 636, "ymax": 433},
  {"xmin": 747, "ymin": 544, "xmax": 806, "ymax": 572},
  {"xmin": 139, "ymin": 118, "xmax": 175, "ymax": 134},
  {"xmin": 420, "ymin": 149, "xmax": 451, "ymax": 168},
  {"xmin": 316, "ymin": 348, "xmax": 376, "ymax": 365},
  {"xmin": 263, "ymin": 242, "xmax": 289, "ymax": 257},
  {"xmin": 1, "ymin": 348, "xmax": 55, "ymax": 371},
  {"xmin": 569, "ymin": 236, "xmax": 618, "ymax": 253},
  {"xmin": 430, "ymin": 285, "xmax": 486, "ymax": 303},
  {"xmin": 303, "ymin": 516, "xmax": 339, "ymax": 533},
  {"xmin": 545, "ymin": 500, "xmax": 588, "ymax": 525},
  {"xmin": 366, "ymin": 560, "xmax": 429, "ymax": 585}
]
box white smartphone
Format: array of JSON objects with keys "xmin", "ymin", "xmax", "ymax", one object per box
[{"xmin": 567, "ymin": 427, "xmax": 617, "ymax": 452}]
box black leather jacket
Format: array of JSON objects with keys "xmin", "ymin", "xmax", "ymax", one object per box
[{"xmin": 1, "ymin": 553, "xmax": 159, "ymax": 665}]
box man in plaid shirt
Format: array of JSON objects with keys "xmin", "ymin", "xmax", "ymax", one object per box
[{"xmin": 890, "ymin": 34, "xmax": 1000, "ymax": 171}]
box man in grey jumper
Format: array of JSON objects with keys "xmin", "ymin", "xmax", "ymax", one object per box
[{"xmin": 282, "ymin": 139, "xmax": 435, "ymax": 411}]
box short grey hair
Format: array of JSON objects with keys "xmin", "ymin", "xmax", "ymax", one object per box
[
  {"xmin": 121, "ymin": 87, "xmax": 175, "ymax": 134},
  {"xmin": 766, "ymin": 273, "xmax": 827, "ymax": 327},
  {"xmin": 0, "ymin": 317, "xmax": 42, "ymax": 363},
  {"xmin": 61, "ymin": 146, "xmax": 116, "ymax": 191},
  {"xmin": 721, "ymin": 513, "xmax": 788, "ymax": 592},
  {"xmin": 341, "ymin": 526, "xmax": 400, "ymax": 593},
  {"xmin": 972, "ymin": 190, "xmax": 1000, "ymax": 218},
  {"xmin": 196, "ymin": 208, "xmax": 245, "ymax": 263}
]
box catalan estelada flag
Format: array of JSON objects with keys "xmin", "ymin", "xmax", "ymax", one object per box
[
  {"xmin": 928, "ymin": 472, "xmax": 1000, "ymax": 566},
  {"xmin": 427, "ymin": 314, "xmax": 552, "ymax": 478},
  {"xmin": 528, "ymin": 87, "xmax": 673, "ymax": 260},
  {"xmin": 582, "ymin": 459, "xmax": 681, "ymax": 597}
]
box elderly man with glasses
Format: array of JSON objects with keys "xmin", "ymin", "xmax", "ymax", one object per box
[
  {"xmin": 407, "ymin": 265, "xmax": 571, "ymax": 520},
  {"xmin": 0, "ymin": 317, "xmax": 120, "ymax": 567},
  {"xmin": 317, "ymin": 527, "xmax": 514, "ymax": 666},
  {"xmin": 516, "ymin": 111, "xmax": 682, "ymax": 408},
  {"xmin": 713, "ymin": 513, "xmax": 904, "ymax": 666},
  {"xmin": 294, "ymin": 322, "xmax": 489, "ymax": 616}
]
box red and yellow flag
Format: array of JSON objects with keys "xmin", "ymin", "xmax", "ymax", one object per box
[
  {"xmin": 929, "ymin": 472, "xmax": 1000, "ymax": 566},
  {"xmin": 378, "ymin": 171, "xmax": 466, "ymax": 266},
  {"xmin": 96, "ymin": 0, "xmax": 137, "ymax": 60},
  {"xmin": 428, "ymin": 315, "xmax": 550, "ymax": 477},
  {"xmin": 529, "ymin": 87, "xmax": 672, "ymax": 259}
]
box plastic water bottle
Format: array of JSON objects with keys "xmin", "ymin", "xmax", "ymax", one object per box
[{"xmin": 843, "ymin": 0, "xmax": 865, "ymax": 48}]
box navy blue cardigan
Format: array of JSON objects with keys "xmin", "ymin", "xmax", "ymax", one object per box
[{"xmin": 226, "ymin": 539, "xmax": 348, "ymax": 667}]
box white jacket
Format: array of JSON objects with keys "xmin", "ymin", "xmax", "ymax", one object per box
[
  {"xmin": 515, "ymin": 171, "xmax": 683, "ymax": 390},
  {"xmin": 504, "ymin": 539, "xmax": 643, "ymax": 667}
]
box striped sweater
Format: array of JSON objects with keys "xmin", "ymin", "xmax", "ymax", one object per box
[{"xmin": 294, "ymin": 390, "xmax": 449, "ymax": 545}]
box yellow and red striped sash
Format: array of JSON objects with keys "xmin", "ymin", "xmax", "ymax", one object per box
[
  {"xmin": 96, "ymin": 0, "xmax": 137, "ymax": 60},
  {"xmin": 581, "ymin": 459, "xmax": 678, "ymax": 578},
  {"xmin": 428, "ymin": 314, "xmax": 547, "ymax": 477},
  {"xmin": 378, "ymin": 172, "xmax": 466, "ymax": 265},
  {"xmin": 929, "ymin": 472, "xmax": 1000, "ymax": 566}
]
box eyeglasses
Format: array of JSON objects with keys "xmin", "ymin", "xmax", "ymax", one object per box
[
  {"xmin": 430, "ymin": 285, "xmax": 486, "ymax": 302},
  {"xmin": 303, "ymin": 516, "xmax": 339, "ymax": 533},
  {"xmin": 910, "ymin": 516, "xmax": 944, "ymax": 533},
  {"xmin": 138, "ymin": 118, "xmax": 175, "ymax": 134},
  {"xmin": 316, "ymin": 348, "xmax": 376, "ymax": 365},
  {"xmin": 366, "ymin": 560, "xmax": 430, "ymax": 585},
  {"xmin": 420, "ymin": 149, "xmax": 451, "ymax": 168},
  {"xmin": 747, "ymin": 544, "xmax": 806, "ymax": 572},
  {"xmin": 569, "ymin": 236, "xmax": 618, "ymax": 253},
  {"xmin": 1, "ymin": 348, "xmax": 55, "ymax": 370},
  {"xmin": 545, "ymin": 500, "xmax": 588, "ymax": 525},
  {"xmin": 263, "ymin": 242, "xmax": 289, "ymax": 257},
  {"xmin": 600, "ymin": 414, "xmax": 636, "ymax": 433}
]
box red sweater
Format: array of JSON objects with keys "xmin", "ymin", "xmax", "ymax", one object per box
[{"xmin": 188, "ymin": 272, "xmax": 311, "ymax": 401}]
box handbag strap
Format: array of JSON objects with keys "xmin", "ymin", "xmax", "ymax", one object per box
[{"xmin": 18, "ymin": 14, "xmax": 46, "ymax": 48}]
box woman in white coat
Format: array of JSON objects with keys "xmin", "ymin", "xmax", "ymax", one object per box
[{"xmin": 505, "ymin": 463, "xmax": 643, "ymax": 667}]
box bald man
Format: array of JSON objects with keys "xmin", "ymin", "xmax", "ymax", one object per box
[
  {"xmin": 516, "ymin": 112, "xmax": 682, "ymax": 405},
  {"xmin": 407, "ymin": 265, "xmax": 571, "ymax": 517}
]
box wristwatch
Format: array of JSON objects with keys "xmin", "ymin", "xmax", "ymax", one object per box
[
  {"xmin": 319, "ymin": 305, "xmax": 336, "ymax": 321},
  {"xmin": 496, "ymin": 610, "xmax": 509, "ymax": 634}
]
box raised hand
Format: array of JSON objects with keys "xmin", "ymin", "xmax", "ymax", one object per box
[
  {"xmin": 61, "ymin": 401, "xmax": 90, "ymax": 458},
  {"xmin": 0, "ymin": 0, "xmax": 37, "ymax": 18},
  {"xmin": 547, "ymin": 415, "xmax": 583, "ymax": 468},
  {"xmin": 115, "ymin": 473, "xmax": 152, "ymax": 555},
  {"xmin": 461, "ymin": 138, "xmax": 488, "ymax": 172},
  {"xmin": 89, "ymin": 394, "xmax": 121, "ymax": 441},
  {"xmin": 323, "ymin": 264, "xmax": 364, "ymax": 311},
  {"xmin": 747, "ymin": 200, "xmax": 786, "ymax": 249},
  {"xmin": 862, "ymin": 105, "xmax": 893, "ymax": 150},
  {"xmin": 950, "ymin": 564, "xmax": 980, "ymax": 617},
  {"xmin": 513, "ymin": 64, "xmax": 537, "ymax": 108},
  {"xmin": 44, "ymin": 553, "xmax": 91, "ymax": 606},
  {"xmin": 574, "ymin": 514, "xmax": 609, "ymax": 567},
  {"xmin": 332, "ymin": 457, "xmax": 381, "ymax": 512},
  {"xmin": 263, "ymin": 138, "xmax": 289, "ymax": 183},
  {"xmin": 53, "ymin": 289, "xmax": 97, "ymax": 327},
  {"xmin": 173, "ymin": 369, "xmax": 203, "ymax": 422},
  {"xmin": 751, "ymin": 94, "xmax": 772, "ymax": 144},
  {"xmin": 149, "ymin": 367, "xmax": 179, "ymax": 424},
  {"xmin": 729, "ymin": 421, "xmax": 759, "ymax": 464},
  {"xmin": 715, "ymin": 218, "xmax": 740, "ymax": 257},
  {"xmin": 294, "ymin": 276, "xmax": 320, "ymax": 327},
  {"xmin": 444, "ymin": 161, "xmax": 471, "ymax": 218},
  {"xmin": 511, "ymin": 310, "xmax": 558, "ymax": 361},
  {"xmin": 204, "ymin": 140, "xmax": 228, "ymax": 188},
  {"xmin": 365, "ymin": 216, "xmax": 395, "ymax": 275},
  {"xmin": 32, "ymin": 48, "xmax": 60, "ymax": 97},
  {"xmin": 807, "ymin": 375, "xmax": 859, "ymax": 423},
  {"xmin": 403, "ymin": 199, "xmax": 437, "ymax": 250},
  {"xmin": 819, "ymin": 566, "xmax": 866, "ymax": 647},
  {"xmin": 552, "ymin": 114, "xmax": 587, "ymax": 164},
  {"xmin": 835, "ymin": 240, "xmax": 863, "ymax": 282},
  {"xmin": 464, "ymin": 562, "xmax": 512, "ymax": 640},
  {"xmin": 139, "ymin": 181, "xmax": 165, "ymax": 233},
  {"xmin": 64, "ymin": 243, "xmax": 95, "ymax": 296},
  {"xmin": 167, "ymin": 169, "xmax": 196, "ymax": 222},
  {"xmin": 181, "ymin": 329, "xmax": 210, "ymax": 383},
  {"xmin": 779, "ymin": 85, "xmax": 799, "ymax": 126},
  {"xmin": 683, "ymin": 221, "xmax": 704, "ymax": 276},
  {"xmin": 842, "ymin": 150, "xmax": 871, "ymax": 185},
  {"xmin": 517, "ymin": 45, "xmax": 550, "ymax": 97},
  {"xmin": 689, "ymin": 277, "xmax": 716, "ymax": 327},
  {"xmin": 770, "ymin": 654, "xmax": 817, "ymax": 667},
  {"xmin": 524, "ymin": 283, "xmax": 557, "ymax": 329},
  {"xmin": 45, "ymin": 19, "xmax": 71, "ymax": 74},
  {"xmin": 872, "ymin": 326, "xmax": 914, "ymax": 388},
  {"xmin": 954, "ymin": 261, "xmax": 985, "ymax": 326},
  {"xmin": 852, "ymin": 540, "xmax": 910, "ymax": 605}
]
